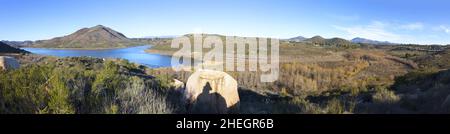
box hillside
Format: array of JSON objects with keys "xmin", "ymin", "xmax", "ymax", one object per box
[
  {"xmin": 0, "ymin": 42, "xmax": 29, "ymax": 54},
  {"xmin": 32, "ymin": 25, "xmax": 140, "ymax": 49},
  {"xmin": 304, "ymin": 35, "xmax": 326, "ymax": 43},
  {"xmin": 0, "ymin": 56, "xmax": 185, "ymax": 114},
  {"xmin": 391, "ymin": 69, "xmax": 450, "ymax": 113},
  {"xmin": 303, "ymin": 36, "xmax": 359, "ymax": 48},
  {"xmin": 415, "ymin": 47, "xmax": 450, "ymax": 69}
]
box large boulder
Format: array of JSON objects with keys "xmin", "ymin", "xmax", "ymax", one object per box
[
  {"xmin": 0, "ymin": 56, "xmax": 20, "ymax": 70},
  {"xmin": 185, "ymin": 69, "xmax": 239, "ymax": 114}
]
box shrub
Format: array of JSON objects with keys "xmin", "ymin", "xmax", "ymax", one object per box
[
  {"xmin": 44, "ymin": 70, "xmax": 76, "ymax": 114},
  {"xmin": 0, "ymin": 57, "xmax": 177, "ymax": 114},
  {"xmin": 372, "ymin": 86, "xmax": 400, "ymax": 104},
  {"xmin": 118, "ymin": 76, "xmax": 174, "ymax": 114},
  {"xmin": 0, "ymin": 65, "xmax": 51, "ymax": 114},
  {"xmin": 324, "ymin": 98, "xmax": 345, "ymax": 114}
]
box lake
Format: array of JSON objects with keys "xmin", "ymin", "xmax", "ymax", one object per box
[{"xmin": 23, "ymin": 45, "xmax": 173, "ymax": 68}]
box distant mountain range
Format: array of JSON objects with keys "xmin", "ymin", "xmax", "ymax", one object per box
[
  {"xmin": 4, "ymin": 25, "xmax": 408, "ymax": 49},
  {"xmin": 0, "ymin": 40, "xmax": 33, "ymax": 48},
  {"xmin": 287, "ymin": 35, "xmax": 397, "ymax": 45},
  {"xmin": 351, "ymin": 37, "xmax": 396, "ymax": 45},
  {"xmin": 287, "ymin": 36, "xmax": 307, "ymax": 42},
  {"xmin": 286, "ymin": 35, "xmax": 357, "ymax": 48},
  {"xmin": 32, "ymin": 25, "xmax": 139, "ymax": 49}
]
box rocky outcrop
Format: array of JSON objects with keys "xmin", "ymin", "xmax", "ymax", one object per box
[
  {"xmin": 185, "ymin": 69, "xmax": 239, "ymax": 114},
  {"xmin": 0, "ymin": 56, "xmax": 20, "ymax": 70}
]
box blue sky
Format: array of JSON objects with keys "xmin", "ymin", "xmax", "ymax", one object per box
[{"xmin": 1, "ymin": 0, "xmax": 450, "ymax": 44}]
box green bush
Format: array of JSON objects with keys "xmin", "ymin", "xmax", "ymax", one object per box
[
  {"xmin": 42, "ymin": 69, "xmax": 76, "ymax": 114},
  {"xmin": 0, "ymin": 65, "xmax": 50, "ymax": 113},
  {"xmin": 0, "ymin": 57, "xmax": 178, "ymax": 114}
]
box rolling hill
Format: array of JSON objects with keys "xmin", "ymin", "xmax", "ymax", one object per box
[{"xmin": 304, "ymin": 36, "xmax": 358, "ymax": 48}]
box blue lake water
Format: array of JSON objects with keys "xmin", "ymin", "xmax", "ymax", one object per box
[{"xmin": 23, "ymin": 45, "xmax": 173, "ymax": 68}]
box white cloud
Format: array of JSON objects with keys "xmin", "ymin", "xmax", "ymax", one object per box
[
  {"xmin": 439, "ymin": 25, "xmax": 450, "ymax": 34},
  {"xmin": 399, "ymin": 22, "xmax": 424, "ymax": 30},
  {"xmin": 333, "ymin": 21, "xmax": 402, "ymax": 41},
  {"xmin": 334, "ymin": 21, "xmax": 450, "ymax": 44}
]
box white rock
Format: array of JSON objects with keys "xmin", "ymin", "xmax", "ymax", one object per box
[
  {"xmin": 185, "ymin": 69, "xmax": 239, "ymax": 113},
  {"xmin": 0, "ymin": 56, "xmax": 20, "ymax": 70}
]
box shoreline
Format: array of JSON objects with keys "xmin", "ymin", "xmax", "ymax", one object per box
[
  {"xmin": 144, "ymin": 49, "xmax": 175, "ymax": 56},
  {"xmin": 23, "ymin": 44, "xmax": 149, "ymax": 50}
]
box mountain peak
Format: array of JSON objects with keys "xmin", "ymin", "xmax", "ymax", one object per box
[
  {"xmin": 95, "ymin": 24, "xmax": 105, "ymax": 27},
  {"xmin": 32, "ymin": 25, "xmax": 135, "ymax": 48},
  {"xmin": 287, "ymin": 36, "xmax": 307, "ymax": 42},
  {"xmin": 91, "ymin": 25, "xmax": 112, "ymax": 32},
  {"xmin": 305, "ymin": 35, "xmax": 326, "ymax": 43},
  {"xmin": 311, "ymin": 35, "xmax": 324, "ymax": 39}
]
